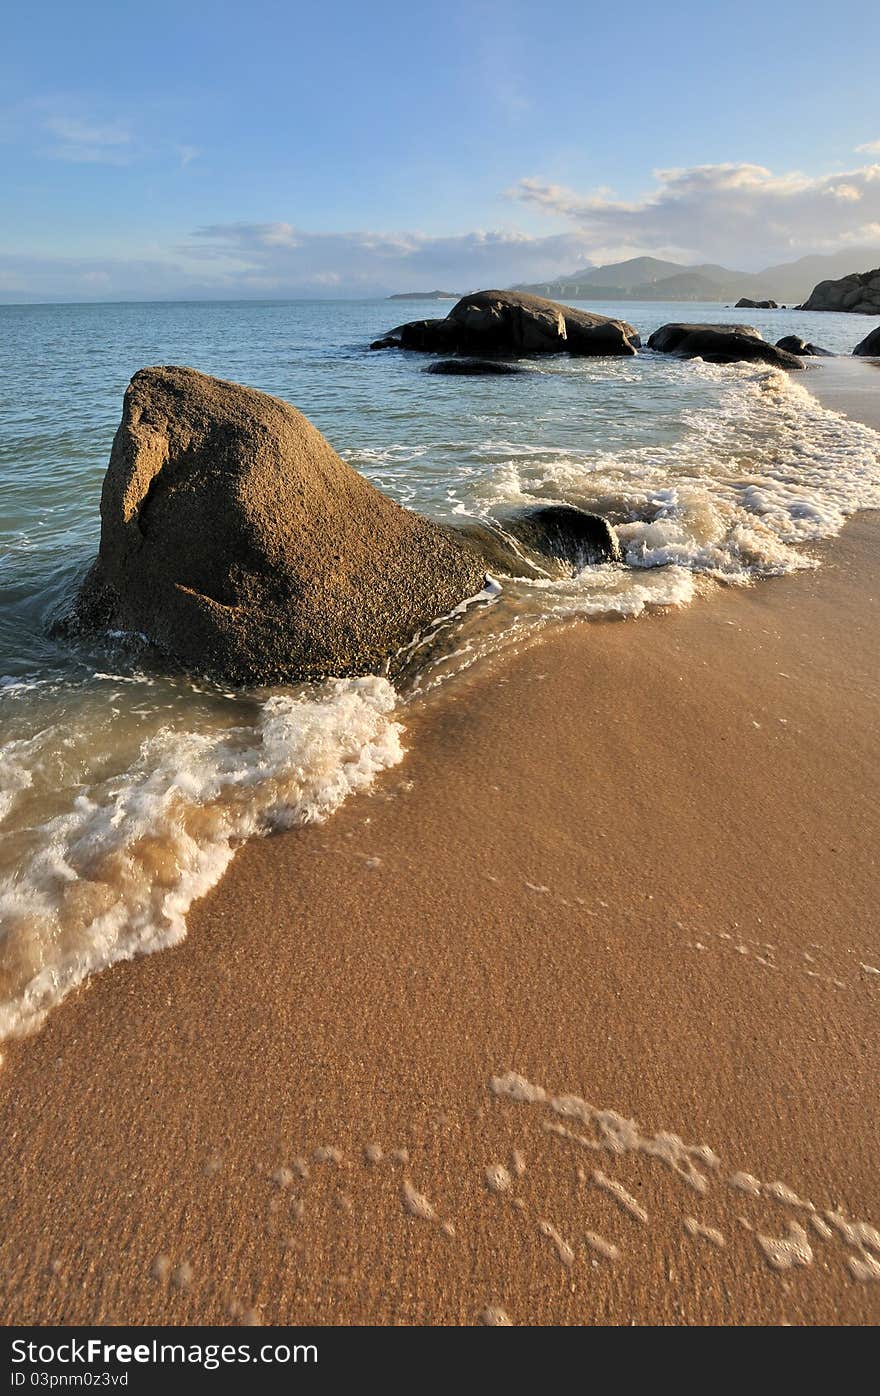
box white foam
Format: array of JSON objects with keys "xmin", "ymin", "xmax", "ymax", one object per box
[
  {"xmin": 538, "ymin": 1219, "xmax": 575, "ymax": 1267},
  {"xmin": 684, "ymin": 1216, "xmax": 726, "ymax": 1249},
  {"xmin": 466, "ymin": 364, "xmax": 880, "ymax": 606},
  {"xmin": 592, "ymin": 1169, "xmax": 648, "ymax": 1224},
  {"xmin": 0, "ymin": 677, "xmax": 404, "ymax": 1043},
  {"xmin": 756, "ymin": 1220, "xmax": 813, "ymax": 1272}
]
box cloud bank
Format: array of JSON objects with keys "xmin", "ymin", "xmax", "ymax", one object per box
[
  {"xmin": 511, "ymin": 160, "xmax": 880, "ymax": 267},
  {"xmin": 2, "ymin": 154, "xmax": 880, "ymax": 300}
]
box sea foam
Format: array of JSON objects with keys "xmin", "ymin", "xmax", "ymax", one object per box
[{"xmin": 0, "ymin": 677, "xmax": 403, "ymax": 1044}]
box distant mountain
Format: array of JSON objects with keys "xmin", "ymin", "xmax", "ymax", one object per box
[
  {"xmin": 514, "ymin": 248, "xmax": 880, "ymax": 305},
  {"xmin": 754, "ymin": 250, "xmax": 880, "ymax": 304},
  {"xmin": 388, "ymin": 290, "xmax": 459, "ymax": 301}
]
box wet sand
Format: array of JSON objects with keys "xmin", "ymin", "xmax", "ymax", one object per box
[{"xmin": 1, "ymin": 359, "xmax": 879, "ymax": 1326}]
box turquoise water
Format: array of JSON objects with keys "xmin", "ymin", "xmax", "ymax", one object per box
[{"xmin": 1, "ymin": 297, "xmax": 879, "ymax": 1042}]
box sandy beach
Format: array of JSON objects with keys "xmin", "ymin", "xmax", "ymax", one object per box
[{"xmin": 1, "ymin": 359, "xmax": 879, "ymax": 1327}]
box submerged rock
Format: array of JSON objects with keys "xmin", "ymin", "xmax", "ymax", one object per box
[
  {"xmin": 372, "ymin": 289, "xmax": 640, "ymax": 358},
  {"xmin": 798, "ymin": 267, "xmax": 880, "ymax": 316},
  {"xmin": 503, "ymin": 504, "xmax": 621, "ymax": 568},
  {"xmin": 775, "ymin": 335, "xmax": 833, "ymax": 357},
  {"xmin": 853, "ymin": 324, "xmax": 880, "ymax": 356},
  {"xmin": 70, "ymin": 367, "xmax": 488, "ymax": 684},
  {"xmin": 647, "ymin": 323, "xmax": 803, "ymax": 369},
  {"xmin": 424, "ymin": 358, "xmax": 525, "ymax": 376},
  {"xmin": 460, "ymin": 505, "xmax": 621, "ymax": 578}
]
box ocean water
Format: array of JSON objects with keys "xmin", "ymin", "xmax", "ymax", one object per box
[{"xmin": 1, "ymin": 297, "xmax": 879, "ymax": 1043}]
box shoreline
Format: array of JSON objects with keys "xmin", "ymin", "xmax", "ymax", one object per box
[{"xmin": 1, "ymin": 359, "xmax": 879, "ymax": 1325}]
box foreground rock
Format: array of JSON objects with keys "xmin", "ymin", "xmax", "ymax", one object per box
[
  {"xmin": 798, "ymin": 267, "xmax": 880, "ymax": 315},
  {"xmin": 853, "ymin": 325, "xmax": 880, "ymax": 356},
  {"xmin": 371, "ymin": 289, "xmax": 640, "ymax": 357},
  {"xmin": 736, "ymin": 297, "xmax": 778, "ymax": 309},
  {"xmin": 775, "ymin": 335, "xmax": 833, "ymax": 357},
  {"xmin": 70, "ymin": 367, "xmax": 488, "ymax": 684},
  {"xmin": 647, "ymin": 323, "xmax": 803, "ymax": 369},
  {"xmin": 424, "ymin": 358, "xmax": 525, "ymax": 376}
]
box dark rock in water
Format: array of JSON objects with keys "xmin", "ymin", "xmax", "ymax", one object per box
[
  {"xmin": 69, "ymin": 366, "xmax": 488, "ymax": 684},
  {"xmin": 397, "ymin": 317, "xmax": 462, "ymax": 352},
  {"xmin": 371, "ymin": 289, "xmax": 640, "ymax": 358},
  {"xmin": 504, "ymin": 504, "xmax": 621, "ymax": 568},
  {"xmin": 648, "ymin": 323, "xmax": 761, "ymax": 353},
  {"xmin": 647, "ymin": 322, "xmax": 803, "ymax": 369},
  {"xmin": 853, "ymin": 324, "xmax": 880, "ymax": 356},
  {"xmin": 369, "ymin": 335, "xmax": 400, "ymax": 350},
  {"xmin": 460, "ymin": 505, "xmax": 620, "ymax": 579},
  {"xmin": 775, "ymin": 335, "xmax": 833, "ymax": 357},
  {"xmin": 424, "ymin": 358, "xmax": 525, "ymax": 376},
  {"xmin": 799, "ymin": 267, "xmax": 880, "ymax": 316},
  {"xmin": 735, "ymin": 297, "xmax": 779, "ymax": 309}
]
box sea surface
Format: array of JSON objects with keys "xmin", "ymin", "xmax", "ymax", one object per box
[{"xmin": 2, "ymin": 297, "xmax": 879, "ymax": 1042}]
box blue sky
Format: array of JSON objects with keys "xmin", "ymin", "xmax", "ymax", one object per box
[{"xmin": 1, "ymin": 0, "xmax": 879, "ymax": 300}]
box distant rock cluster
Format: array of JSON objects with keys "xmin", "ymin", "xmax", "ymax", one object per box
[{"xmin": 371, "ymin": 289, "xmax": 641, "ymax": 358}]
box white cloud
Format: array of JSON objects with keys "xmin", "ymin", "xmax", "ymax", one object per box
[
  {"xmin": 179, "ymin": 222, "xmax": 598, "ymax": 295},
  {"xmin": 856, "ymin": 140, "xmax": 880, "ymax": 155},
  {"xmin": 511, "ymin": 160, "xmax": 880, "ymax": 266},
  {"xmin": 43, "ymin": 114, "xmax": 132, "ymax": 164}
]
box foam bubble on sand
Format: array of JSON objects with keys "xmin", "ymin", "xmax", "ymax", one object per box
[
  {"xmin": 491, "ymin": 1068, "xmax": 880, "ymax": 1289},
  {"xmin": 0, "ymin": 677, "xmax": 404, "ymax": 1044},
  {"xmin": 490, "ymin": 1073, "xmax": 547, "ymax": 1106},
  {"xmin": 485, "ymin": 1163, "xmax": 512, "ymax": 1194},
  {"xmin": 592, "ymin": 1170, "xmax": 648, "ymax": 1224},
  {"xmin": 684, "ymin": 1217, "xmax": 726, "ymax": 1249},
  {"xmin": 730, "ymin": 1172, "xmax": 762, "ymax": 1197},
  {"xmin": 765, "ymin": 1181, "xmax": 812, "ymax": 1209},
  {"xmin": 312, "ymin": 1145, "xmax": 345, "ymax": 1165},
  {"xmin": 585, "ymin": 1231, "xmax": 619, "ymax": 1262},
  {"xmin": 491, "ymin": 1072, "xmax": 717, "ymax": 1193},
  {"xmin": 756, "ymin": 1221, "xmax": 813, "ymax": 1272},
  {"xmin": 402, "ymin": 1180, "xmax": 436, "ymax": 1222},
  {"xmin": 848, "ymin": 1252, "xmax": 880, "ymax": 1283},
  {"xmin": 538, "ymin": 1220, "xmax": 575, "ymax": 1268},
  {"xmin": 824, "ymin": 1213, "xmax": 880, "ymax": 1255}
]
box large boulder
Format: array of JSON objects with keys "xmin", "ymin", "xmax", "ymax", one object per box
[
  {"xmin": 736, "ymin": 297, "xmax": 779, "ymax": 309},
  {"xmin": 853, "ymin": 324, "xmax": 880, "ymax": 356},
  {"xmin": 70, "ymin": 367, "xmax": 488, "ymax": 684},
  {"xmin": 775, "ymin": 335, "xmax": 833, "ymax": 357},
  {"xmin": 647, "ymin": 323, "xmax": 803, "ymax": 369},
  {"xmin": 371, "ymin": 289, "xmax": 640, "ymax": 357},
  {"xmin": 798, "ymin": 268, "xmax": 880, "ymax": 316}
]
